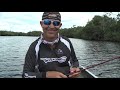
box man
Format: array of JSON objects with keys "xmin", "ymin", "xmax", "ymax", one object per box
[{"xmin": 22, "ymin": 12, "xmax": 80, "ymax": 78}]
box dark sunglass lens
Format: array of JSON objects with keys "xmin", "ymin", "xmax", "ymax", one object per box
[
  {"xmin": 53, "ymin": 21, "xmax": 60, "ymax": 26},
  {"xmin": 44, "ymin": 20, "xmax": 51, "ymax": 25}
]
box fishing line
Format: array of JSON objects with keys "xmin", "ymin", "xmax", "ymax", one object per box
[{"xmin": 67, "ymin": 56, "xmax": 120, "ymax": 76}]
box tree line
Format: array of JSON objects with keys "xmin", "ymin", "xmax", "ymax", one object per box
[
  {"xmin": 0, "ymin": 31, "xmax": 42, "ymax": 36},
  {"xmin": 60, "ymin": 13, "xmax": 120, "ymax": 42},
  {"xmin": 1, "ymin": 13, "xmax": 120, "ymax": 42}
]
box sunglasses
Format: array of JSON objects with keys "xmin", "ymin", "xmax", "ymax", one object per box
[{"xmin": 43, "ymin": 19, "xmax": 61, "ymax": 26}]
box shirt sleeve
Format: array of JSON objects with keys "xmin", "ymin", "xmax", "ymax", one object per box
[
  {"xmin": 69, "ymin": 40, "xmax": 79, "ymax": 68},
  {"xmin": 22, "ymin": 40, "xmax": 46, "ymax": 78}
]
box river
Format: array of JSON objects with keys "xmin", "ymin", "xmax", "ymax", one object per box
[{"xmin": 0, "ymin": 36, "xmax": 120, "ymax": 78}]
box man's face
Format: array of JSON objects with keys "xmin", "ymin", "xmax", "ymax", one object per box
[{"xmin": 40, "ymin": 19, "xmax": 62, "ymax": 39}]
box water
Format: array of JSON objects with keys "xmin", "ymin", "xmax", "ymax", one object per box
[
  {"xmin": 70, "ymin": 38, "xmax": 120, "ymax": 78},
  {"xmin": 0, "ymin": 36, "xmax": 120, "ymax": 78},
  {"xmin": 0, "ymin": 36, "xmax": 38, "ymax": 78}
]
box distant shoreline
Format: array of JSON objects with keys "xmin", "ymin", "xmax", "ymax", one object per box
[{"xmin": 0, "ymin": 31, "xmax": 42, "ymax": 36}]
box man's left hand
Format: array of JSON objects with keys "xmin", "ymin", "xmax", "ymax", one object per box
[{"xmin": 68, "ymin": 67, "xmax": 81, "ymax": 78}]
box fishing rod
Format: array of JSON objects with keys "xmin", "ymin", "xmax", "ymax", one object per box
[
  {"xmin": 82, "ymin": 56, "xmax": 120, "ymax": 71},
  {"xmin": 67, "ymin": 56, "xmax": 120, "ymax": 76}
]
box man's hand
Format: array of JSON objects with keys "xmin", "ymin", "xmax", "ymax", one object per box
[
  {"xmin": 46, "ymin": 71, "xmax": 68, "ymax": 78},
  {"xmin": 68, "ymin": 67, "xmax": 81, "ymax": 78}
]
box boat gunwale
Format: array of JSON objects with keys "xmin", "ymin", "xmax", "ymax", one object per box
[{"xmin": 79, "ymin": 65, "xmax": 98, "ymax": 78}]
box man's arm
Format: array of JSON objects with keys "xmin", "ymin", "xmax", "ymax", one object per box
[
  {"xmin": 22, "ymin": 41, "xmax": 46, "ymax": 78},
  {"xmin": 69, "ymin": 41, "xmax": 79, "ymax": 68},
  {"xmin": 68, "ymin": 40, "xmax": 81, "ymax": 78}
]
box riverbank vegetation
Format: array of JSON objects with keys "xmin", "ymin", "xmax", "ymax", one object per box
[
  {"xmin": 60, "ymin": 12, "xmax": 120, "ymax": 42},
  {"xmin": 1, "ymin": 13, "xmax": 120, "ymax": 42},
  {"xmin": 0, "ymin": 31, "xmax": 42, "ymax": 36}
]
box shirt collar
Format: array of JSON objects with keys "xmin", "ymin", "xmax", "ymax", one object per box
[{"xmin": 40, "ymin": 33, "xmax": 60, "ymax": 45}]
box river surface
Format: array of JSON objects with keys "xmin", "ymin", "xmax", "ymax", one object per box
[{"xmin": 0, "ymin": 36, "xmax": 120, "ymax": 78}]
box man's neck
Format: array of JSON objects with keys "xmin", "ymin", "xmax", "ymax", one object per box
[
  {"xmin": 42, "ymin": 33, "xmax": 59, "ymax": 42},
  {"xmin": 43, "ymin": 36, "xmax": 57, "ymax": 42}
]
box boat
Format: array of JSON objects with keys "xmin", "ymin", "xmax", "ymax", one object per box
[{"xmin": 78, "ymin": 65, "xmax": 98, "ymax": 78}]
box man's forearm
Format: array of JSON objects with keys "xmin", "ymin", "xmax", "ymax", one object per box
[{"xmin": 72, "ymin": 61, "xmax": 79, "ymax": 68}]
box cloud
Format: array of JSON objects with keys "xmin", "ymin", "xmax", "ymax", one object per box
[
  {"xmin": 60, "ymin": 12, "xmax": 105, "ymax": 28},
  {"xmin": 0, "ymin": 12, "xmax": 119, "ymax": 33},
  {"xmin": 0, "ymin": 12, "xmax": 43, "ymax": 33}
]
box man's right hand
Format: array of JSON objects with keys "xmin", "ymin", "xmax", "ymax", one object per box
[{"xmin": 46, "ymin": 71, "xmax": 67, "ymax": 78}]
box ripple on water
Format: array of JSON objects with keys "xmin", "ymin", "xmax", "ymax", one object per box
[{"xmin": 0, "ymin": 37, "xmax": 120, "ymax": 78}]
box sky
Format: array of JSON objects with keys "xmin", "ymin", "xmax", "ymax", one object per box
[{"xmin": 0, "ymin": 12, "xmax": 119, "ymax": 33}]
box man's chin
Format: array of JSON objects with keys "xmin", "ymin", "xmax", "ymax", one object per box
[{"xmin": 47, "ymin": 34, "xmax": 56, "ymax": 38}]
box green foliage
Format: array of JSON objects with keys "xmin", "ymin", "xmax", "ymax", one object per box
[
  {"xmin": 27, "ymin": 31, "xmax": 42, "ymax": 36},
  {"xmin": 81, "ymin": 25, "xmax": 104, "ymax": 40},
  {"xmin": 59, "ymin": 26, "xmax": 83, "ymax": 38},
  {"xmin": 0, "ymin": 31, "xmax": 42, "ymax": 36}
]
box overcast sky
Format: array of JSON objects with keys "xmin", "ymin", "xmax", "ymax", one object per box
[{"xmin": 0, "ymin": 12, "xmax": 119, "ymax": 33}]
